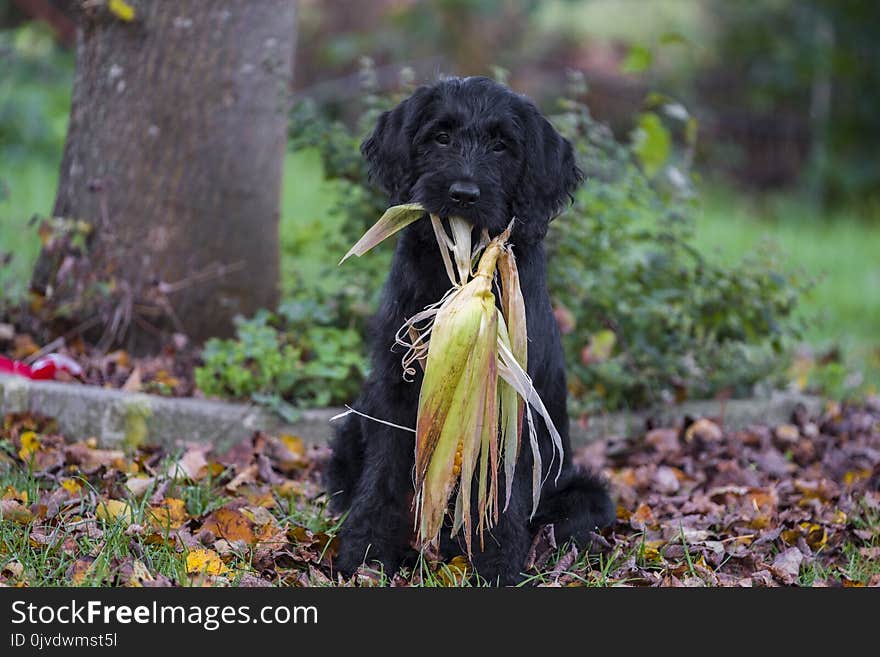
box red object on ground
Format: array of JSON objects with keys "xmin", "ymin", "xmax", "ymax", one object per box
[{"xmin": 0, "ymin": 354, "xmax": 84, "ymax": 380}]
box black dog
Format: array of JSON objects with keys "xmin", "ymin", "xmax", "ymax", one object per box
[{"xmin": 326, "ymin": 76, "xmax": 614, "ymax": 585}]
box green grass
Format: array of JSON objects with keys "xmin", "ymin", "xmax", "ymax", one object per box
[
  {"xmin": 798, "ymin": 501, "xmax": 880, "ymax": 587},
  {"xmin": 0, "ymin": 157, "xmax": 59, "ymax": 298},
  {"xmin": 694, "ymin": 185, "xmax": 880, "ymax": 350}
]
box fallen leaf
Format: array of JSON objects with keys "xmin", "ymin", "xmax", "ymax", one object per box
[
  {"xmin": 0, "ymin": 499, "xmax": 32, "ymax": 524},
  {"xmin": 65, "ymin": 443, "xmax": 126, "ymax": 472},
  {"xmin": 771, "ymin": 547, "xmax": 804, "ymax": 584},
  {"xmin": 774, "ymin": 424, "xmax": 800, "ymax": 445},
  {"xmin": 96, "ymin": 499, "xmax": 135, "ymax": 524},
  {"xmin": 199, "ymin": 507, "xmax": 255, "ymax": 545},
  {"xmin": 186, "ymin": 549, "xmax": 228, "ymax": 576},
  {"xmin": 147, "ymin": 498, "xmax": 188, "ymax": 529},
  {"xmin": 121, "ymin": 367, "xmax": 142, "ymax": 392},
  {"xmin": 125, "ymin": 474, "xmax": 155, "ymax": 497},
  {"xmin": 60, "ymin": 478, "xmax": 82, "ymax": 496},
  {"xmin": 437, "ymin": 555, "xmax": 471, "ymax": 586},
  {"xmin": 18, "ymin": 431, "xmax": 41, "ymax": 460},
  {"xmin": 684, "ymin": 418, "xmax": 723, "ymax": 442},
  {"xmin": 172, "ymin": 447, "xmax": 209, "ymax": 481},
  {"xmin": 116, "ymin": 558, "xmax": 156, "ymax": 587},
  {"xmin": 226, "ymin": 464, "xmax": 258, "ymax": 492},
  {"xmin": 67, "ymin": 557, "xmax": 96, "ymax": 585}
]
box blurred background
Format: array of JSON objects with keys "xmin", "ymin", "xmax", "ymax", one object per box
[{"xmin": 1, "ymin": 0, "xmax": 877, "ymax": 414}]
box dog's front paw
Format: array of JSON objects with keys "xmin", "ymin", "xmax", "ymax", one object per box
[{"xmin": 334, "ymin": 542, "xmax": 402, "ymax": 582}]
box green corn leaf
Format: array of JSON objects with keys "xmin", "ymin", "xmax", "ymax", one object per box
[{"xmin": 339, "ymin": 203, "xmax": 425, "ymax": 264}]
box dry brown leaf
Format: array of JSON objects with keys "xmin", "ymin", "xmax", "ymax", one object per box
[
  {"xmin": 684, "ymin": 418, "xmax": 723, "ymax": 442},
  {"xmin": 172, "ymin": 446, "xmax": 209, "ymax": 481},
  {"xmin": 1, "ymin": 499, "xmax": 33, "ymax": 524},
  {"xmin": 66, "ymin": 557, "xmax": 96, "ymax": 585},
  {"xmin": 226, "ymin": 464, "xmax": 258, "ymax": 492},
  {"xmin": 771, "ymin": 547, "xmax": 804, "ymax": 584},
  {"xmin": 121, "ymin": 367, "xmax": 142, "ymax": 392},
  {"xmin": 199, "ymin": 507, "xmax": 255, "ymax": 545}
]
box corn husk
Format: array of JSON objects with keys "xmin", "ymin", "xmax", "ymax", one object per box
[
  {"xmin": 340, "ymin": 203, "xmax": 563, "ymax": 553},
  {"xmin": 339, "ymin": 203, "xmax": 426, "ymax": 264}
]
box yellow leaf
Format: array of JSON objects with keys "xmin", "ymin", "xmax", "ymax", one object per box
[
  {"xmin": 96, "ymin": 498, "xmax": 135, "ymax": 524},
  {"xmin": 641, "ymin": 545, "xmax": 664, "ymax": 564},
  {"xmin": 3, "ymin": 485, "xmax": 28, "ymax": 504},
  {"xmin": 18, "ymin": 431, "xmax": 40, "ymax": 460},
  {"xmin": 280, "ymin": 434, "xmax": 306, "ymax": 458},
  {"xmin": 186, "ymin": 549, "xmax": 228, "ymax": 576},
  {"xmin": 437, "ymin": 555, "xmax": 471, "ymax": 586},
  {"xmin": 147, "ymin": 498, "xmax": 188, "ymax": 529},
  {"xmin": 843, "ymin": 469, "xmax": 872, "ymax": 486},
  {"xmin": 60, "ymin": 478, "xmax": 82, "ymax": 496},
  {"xmin": 800, "ymin": 522, "xmax": 827, "ymax": 550},
  {"xmin": 780, "ymin": 528, "xmax": 801, "ymax": 545},
  {"xmin": 108, "ymin": 0, "xmax": 135, "ymax": 22}
]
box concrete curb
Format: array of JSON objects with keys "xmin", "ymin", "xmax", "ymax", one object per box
[{"xmin": 0, "ymin": 374, "xmax": 821, "ymax": 451}]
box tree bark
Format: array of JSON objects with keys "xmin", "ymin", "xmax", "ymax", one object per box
[{"xmin": 35, "ymin": 0, "xmax": 297, "ymax": 349}]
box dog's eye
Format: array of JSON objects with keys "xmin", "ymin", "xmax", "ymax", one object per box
[
  {"xmin": 434, "ymin": 132, "xmax": 450, "ymax": 145},
  {"xmin": 492, "ymin": 140, "xmax": 507, "ymax": 153}
]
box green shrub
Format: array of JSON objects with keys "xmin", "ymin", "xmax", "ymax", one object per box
[
  {"xmin": 546, "ymin": 75, "xmax": 808, "ymax": 412},
  {"xmin": 194, "ymin": 303, "xmax": 368, "ymax": 420}
]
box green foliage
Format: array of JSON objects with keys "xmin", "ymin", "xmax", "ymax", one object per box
[
  {"xmin": 548, "ymin": 76, "xmax": 807, "ymax": 412},
  {"xmin": 621, "ymin": 44, "xmax": 653, "ymax": 75},
  {"xmin": 194, "ymin": 304, "xmax": 368, "ymax": 420},
  {"xmin": 0, "ymin": 25, "xmax": 72, "ymax": 162},
  {"xmin": 630, "ymin": 112, "xmax": 671, "ymax": 179}
]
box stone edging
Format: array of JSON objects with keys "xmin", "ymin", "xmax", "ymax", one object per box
[{"xmin": 0, "ymin": 374, "xmax": 822, "ymax": 451}]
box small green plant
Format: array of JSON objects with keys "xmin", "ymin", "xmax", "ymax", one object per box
[{"xmin": 195, "ymin": 303, "xmax": 368, "ymax": 420}]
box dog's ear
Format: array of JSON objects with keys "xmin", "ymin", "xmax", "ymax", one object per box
[
  {"xmin": 361, "ymin": 86, "xmax": 435, "ymax": 202},
  {"xmin": 512, "ymin": 105, "xmax": 583, "ymax": 243}
]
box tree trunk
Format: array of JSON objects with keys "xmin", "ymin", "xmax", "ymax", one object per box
[{"xmin": 34, "ymin": 0, "xmax": 297, "ymax": 350}]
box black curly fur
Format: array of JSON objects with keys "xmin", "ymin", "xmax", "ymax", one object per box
[{"xmin": 325, "ymin": 77, "xmax": 614, "ymax": 585}]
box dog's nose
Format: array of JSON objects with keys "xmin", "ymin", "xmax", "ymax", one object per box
[{"xmin": 448, "ymin": 181, "xmax": 480, "ymax": 206}]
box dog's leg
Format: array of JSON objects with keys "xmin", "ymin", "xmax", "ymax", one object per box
[
  {"xmin": 531, "ymin": 468, "xmax": 615, "ymax": 547},
  {"xmin": 324, "ymin": 414, "xmax": 366, "ymax": 514},
  {"xmin": 333, "ymin": 414, "xmax": 416, "ymax": 579}
]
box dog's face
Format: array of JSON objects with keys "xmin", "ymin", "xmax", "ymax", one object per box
[{"xmin": 362, "ymin": 77, "xmax": 583, "ymax": 243}]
